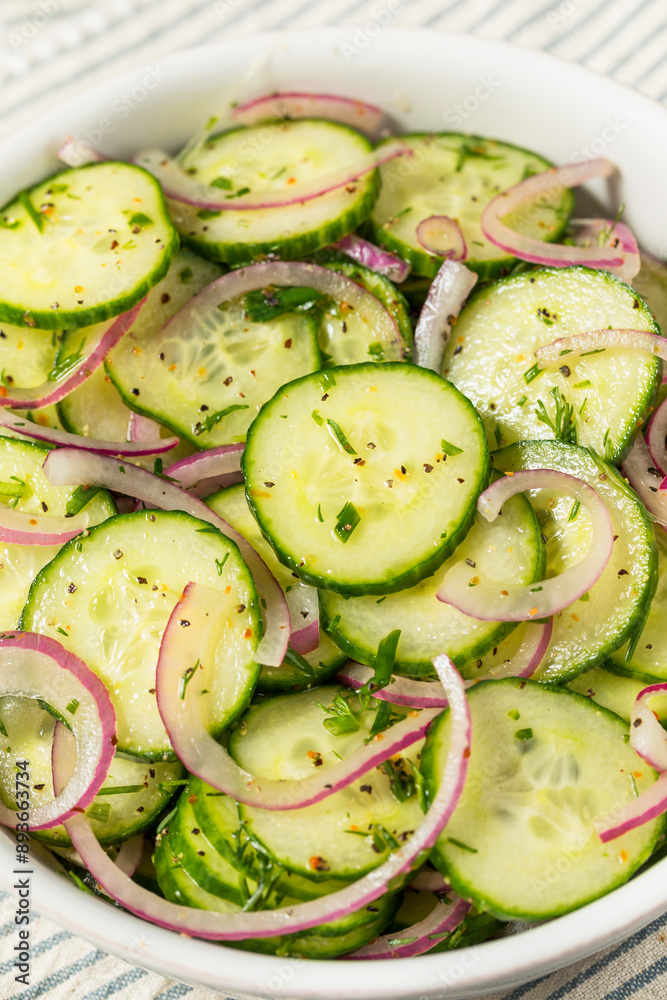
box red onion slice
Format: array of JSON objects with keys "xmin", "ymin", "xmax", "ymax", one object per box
[
  {"xmin": 338, "ymin": 621, "xmax": 552, "ymax": 708},
  {"xmin": 157, "ymin": 582, "xmax": 438, "ymax": 809},
  {"xmin": 0, "ymin": 504, "xmax": 89, "ymax": 546},
  {"xmin": 164, "ymin": 445, "xmax": 243, "ymax": 497},
  {"xmin": 620, "ymin": 434, "xmax": 667, "ymax": 528},
  {"xmin": 113, "ymin": 834, "xmax": 145, "ymax": 878},
  {"xmin": 348, "ymin": 895, "xmax": 471, "ymax": 960},
  {"xmin": 135, "ymin": 141, "xmax": 410, "ymax": 212},
  {"xmin": 232, "ymin": 92, "xmax": 386, "ymax": 136},
  {"xmin": 128, "ymin": 412, "xmax": 163, "ymax": 444},
  {"xmin": 0, "ymin": 412, "xmax": 179, "ymax": 457},
  {"xmin": 595, "ymin": 772, "xmax": 667, "ymax": 843},
  {"xmin": 161, "ymin": 260, "xmax": 401, "ymax": 359},
  {"xmin": 65, "ymin": 652, "xmax": 470, "ymax": 941},
  {"xmin": 408, "ymin": 868, "xmax": 451, "ymax": 893},
  {"xmin": 437, "ymin": 470, "xmax": 613, "ymax": 621},
  {"xmin": 646, "ymin": 399, "xmax": 667, "ymax": 476},
  {"xmin": 481, "ymin": 159, "xmax": 628, "ymax": 271},
  {"xmin": 57, "ymin": 136, "xmax": 105, "ymax": 167},
  {"xmin": 536, "ymin": 328, "xmax": 667, "ymax": 370},
  {"xmin": 289, "ymin": 617, "xmax": 320, "ymax": 656},
  {"xmin": 414, "ymin": 260, "xmax": 478, "ymax": 371},
  {"xmin": 42, "ymin": 448, "xmax": 288, "ymax": 667},
  {"xmin": 595, "ymin": 683, "xmax": 667, "ymax": 842},
  {"xmin": 629, "ymin": 684, "xmax": 667, "ymax": 772},
  {"xmin": 416, "ymin": 216, "xmax": 467, "ymax": 261},
  {"xmin": 333, "ymin": 234, "xmax": 410, "ymax": 283},
  {"xmin": 0, "ymin": 301, "xmax": 142, "ymax": 410},
  {"xmin": 567, "ymin": 218, "xmax": 640, "ymax": 284},
  {"xmin": 0, "ymin": 632, "xmax": 116, "ymax": 830}
]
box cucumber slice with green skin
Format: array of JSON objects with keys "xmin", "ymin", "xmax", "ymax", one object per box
[
  {"xmin": 0, "ymin": 163, "xmax": 179, "ymax": 329},
  {"xmin": 321, "ymin": 481, "xmax": 544, "ymax": 679},
  {"xmin": 319, "ymin": 261, "xmax": 413, "ymax": 363},
  {"xmin": 0, "ymin": 435, "xmax": 115, "ymax": 629},
  {"xmin": 187, "ymin": 778, "xmax": 349, "ymax": 900},
  {"xmin": 168, "ymin": 794, "xmax": 251, "ymax": 905},
  {"xmin": 567, "ymin": 665, "xmax": 667, "ymax": 724},
  {"xmin": 170, "ymin": 121, "xmax": 379, "ymax": 267},
  {"xmin": 243, "ymin": 362, "xmax": 490, "ymax": 596},
  {"xmin": 368, "ymin": 134, "xmax": 573, "ymax": 280},
  {"xmin": 230, "ymin": 686, "xmax": 424, "ymax": 882},
  {"xmin": 154, "ymin": 830, "xmax": 399, "ymax": 958},
  {"xmin": 608, "ymin": 528, "xmax": 667, "ymax": 682},
  {"xmin": 154, "ymin": 830, "xmax": 239, "ymax": 912},
  {"xmin": 20, "ymin": 509, "xmax": 261, "ymax": 760},
  {"xmin": 493, "ymin": 440, "xmax": 657, "ymax": 683},
  {"xmin": 106, "ymin": 289, "xmax": 320, "ymax": 450},
  {"xmin": 0, "ymin": 695, "xmax": 183, "ymax": 845},
  {"xmin": 59, "ymin": 249, "xmax": 221, "ymax": 449},
  {"xmin": 442, "ymin": 267, "xmax": 661, "ymax": 464},
  {"xmin": 422, "ymin": 678, "xmax": 664, "ymax": 921},
  {"xmin": 206, "ymin": 483, "xmax": 346, "ymax": 692}
]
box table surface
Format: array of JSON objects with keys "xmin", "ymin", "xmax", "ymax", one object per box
[{"xmin": 1, "ymin": 0, "xmax": 667, "ymax": 998}]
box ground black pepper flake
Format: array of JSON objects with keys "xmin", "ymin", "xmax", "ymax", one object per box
[
  {"xmin": 360, "ymin": 784, "xmax": 372, "ymax": 793},
  {"xmin": 618, "ymin": 569, "xmax": 629, "ymax": 576},
  {"xmin": 559, "ymin": 365, "xmax": 571, "ymax": 377},
  {"xmin": 161, "ymin": 293, "xmax": 170, "ymax": 304},
  {"xmin": 131, "ymin": 388, "xmax": 140, "ymax": 396},
  {"xmin": 113, "ymin": 549, "xmax": 123, "ymax": 559},
  {"xmin": 67, "ymin": 583, "xmax": 77, "ymax": 594},
  {"xmin": 179, "ymin": 619, "xmax": 191, "ymax": 627},
  {"xmin": 137, "ymin": 576, "xmax": 147, "ymax": 584},
  {"xmin": 40, "ymin": 502, "xmax": 48, "ymax": 512},
  {"xmin": 423, "ymin": 463, "xmax": 433, "ymax": 473},
  {"xmin": 224, "ymin": 376, "xmax": 233, "ymax": 386},
  {"xmin": 466, "ymin": 558, "xmax": 476, "ymax": 568}
]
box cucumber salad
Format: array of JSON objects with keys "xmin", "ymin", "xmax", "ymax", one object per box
[{"xmin": 3, "ymin": 89, "xmax": 667, "ymax": 961}]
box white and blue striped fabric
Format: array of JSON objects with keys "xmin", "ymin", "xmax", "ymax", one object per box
[{"xmin": 1, "ymin": 1, "xmax": 667, "ymax": 997}]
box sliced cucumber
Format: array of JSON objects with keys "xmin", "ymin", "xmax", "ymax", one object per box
[
  {"xmin": 321, "ymin": 481, "xmax": 544, "ymax": 678},
  {"xmin": 0, "ymin": 163, "xmax": 179, "ymax": 329},
  {"xmin": 0, "ymin": 435, "xmax": 115, "ymax": 629},
  {"xmin": 368, "ymin": 134, "xmax": 573, "ymax": 279},
  {"xmin": 493, "ymin": 440, "xmax": 656, "ymax": 682},
  {"xmin": 319, "ymin": 261, "xmax": 413, "ymax": 363},
  {"xmin": 59, "ymin": 249, "xmax": 221, "ymax": 447},
  {"xmin": 0, "ymin": 321, "xmax": 60, "ymax": 389},
  {"xmin": 229, "ymin": 686, "xmax": 424, "ymax": 881},
  {"xmin": 206, "ymin": 483, "xmax": 346, "ymax": 692},
  {"xmin": 242, "ymin": 362, "xmax": 489, "ymax": 595},
  {"xmin": 168, "ymin": 794, "xmax": 251, "ymax": 905},
  {"xmin": 422, "ymin": 678, "xmax": 663, "ymax": 920},
  {"xmin": 154, "ymin": 829, "xmax": 399, "ymax": 958},
  {"xmin": 106, "ymin": 284, "xmax": 320, "ymax": 449},
  {"xmin": 187, "ymin": 779, "xmax": 349, "ymax": 900},
  {"xmin": 20, "ymin": 509, "xmax": 261, "ymax": 759},
  {"xmin": 169, "ymin": 121, "xmax": 379, "ymax": 266},
  {"xmin": 567, "ymin": 665, "xmax": 667, "ymax": 723},
  {"xmin": 442, "ymin": 267, "xmax": 661, "ymax": 463},
  {"xmin": 608, "ymin": 527, "xmax": 667, "ymax": 681}
]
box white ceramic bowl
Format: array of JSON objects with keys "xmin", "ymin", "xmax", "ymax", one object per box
[{"xmin": 1, "ymin": 26, "xmax": 667, "ymax": 1000}]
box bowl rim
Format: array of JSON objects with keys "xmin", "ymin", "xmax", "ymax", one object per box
[{"xmin": 1, "ymin": 25, "xmax": 667, "ymax": 1000}]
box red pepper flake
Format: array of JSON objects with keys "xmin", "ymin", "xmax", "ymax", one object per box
[
  {"xmin": 309, "ymin": 855, "xmax": 330, "ymax": 872},
  {"xmin": 243, "ymin": 627, "xmax": 253, "ymax": 639}
]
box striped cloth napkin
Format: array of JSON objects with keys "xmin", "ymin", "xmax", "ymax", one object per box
[{"xmin": 1, "ymin": 1, "xmax": 667, "ymax": 998}]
